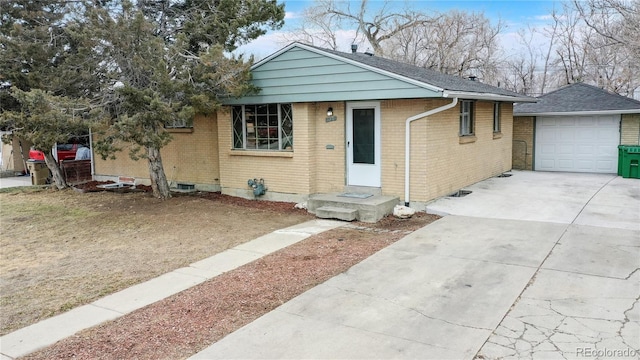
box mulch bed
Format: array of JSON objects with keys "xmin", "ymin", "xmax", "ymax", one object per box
[
  {"xmin": 73, "ymin": 181, "xmax": 308, "ymax": 214},
  {"xmin": 195, "ymin": 191, "xmax": 308, "ymax": 214},
  {"xmin": 73, "ymin": 180, "xmax": 153, "ymax": 193},
  {"xmin": 24, "ymin": 212, "xmax": 439, "ymax": 360}
]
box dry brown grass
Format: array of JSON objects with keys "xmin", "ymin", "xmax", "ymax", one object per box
[{"xmin": 0, "ymin": 188, "xmax": 312, "ymax": 335}]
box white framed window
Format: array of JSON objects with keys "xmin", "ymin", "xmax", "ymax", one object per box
[
  {"xmin": 232, "ymin": 104, "xmax": 293, "ymax": 151},
  {"xmin": 459, "ymin": 100, "xmax": 474, "ymax": 136},
  {"xmin": 165, "ymin": 118, "xmax": 192, "ymax": 129},
  {"xmin": 493, "ymin": 102, "xmax": 501, "ymax": 133}
]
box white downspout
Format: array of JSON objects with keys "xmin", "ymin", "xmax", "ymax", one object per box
[{"xmin": 405, "ymin": 97, "xmax": 458, "ymax": 206}]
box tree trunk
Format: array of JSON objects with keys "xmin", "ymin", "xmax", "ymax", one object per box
[
  {"xmin": 147, "ymin": 146, "xmax": 171, "ymax": 200},
  {"xmin": 43, "ymin": 152, "xmax": 68, "ymax": 189}
]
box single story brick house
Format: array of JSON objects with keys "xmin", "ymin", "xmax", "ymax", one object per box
[
  {"xmin": 513, "ymin": 83, "xmax": 640, "ymax": 173},
  {"xmin": 95, "ymin": 42, "xmax": 534, "ymax": 208}
]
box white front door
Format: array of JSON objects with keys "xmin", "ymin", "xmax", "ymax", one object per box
[{"xmin": 346, "ymin": 101, "xmax": 381, "ymax": 187}]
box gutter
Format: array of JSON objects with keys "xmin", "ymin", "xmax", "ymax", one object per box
[
  {"xmin": 515, "ymin": 109, "xmax": 640, "ymax": 116},
  {"xmin": 444, "ymin": 90, "xmax": 536, "ymax": 103},
  {"xmin": 405, "ymin": 97, "xmax": 458, "ymax": 207}
]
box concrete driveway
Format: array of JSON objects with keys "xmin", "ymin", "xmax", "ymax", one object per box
[{"xmin": 192, "ymin": 171, "xmax": 639, "ymax": 359}]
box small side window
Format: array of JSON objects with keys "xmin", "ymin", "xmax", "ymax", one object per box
[
  {"xmin": 459, "ymin": 100, "xmax": 474, "ymax": 136},
  {"xmin": 493, "ymin": 102, "xmax": 501, "ymax": 133}
]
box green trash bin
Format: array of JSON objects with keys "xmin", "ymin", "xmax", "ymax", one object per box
[
  {"xmin": 619, "ymin": 145, "xmax": 640, "ymax": 179},
  {"xmin": 618, "ymin": 145, "xmax": 624, "ymax": 176}
]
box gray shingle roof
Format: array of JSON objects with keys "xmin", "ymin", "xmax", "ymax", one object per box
[
  {"xmin": 310, "ymin": 45, "xmax": 530, "ymax": 99},
  {"xmin": 514, "ymin": 83, "xmax": 640, "ymax": 114}
]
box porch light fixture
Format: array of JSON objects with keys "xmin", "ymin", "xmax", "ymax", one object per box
[{"xmin": 327, "ymin": 107, "xmax": 333, "ymax": 116}]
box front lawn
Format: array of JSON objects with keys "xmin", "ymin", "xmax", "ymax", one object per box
[{"xmin": 0, "ymin": 188, "xmax": 312, "ymax": 335}]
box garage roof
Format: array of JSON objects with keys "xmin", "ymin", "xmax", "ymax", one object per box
[{"xmin": 515, "ymin": 83, "xmax": 640, "ymax": 116}]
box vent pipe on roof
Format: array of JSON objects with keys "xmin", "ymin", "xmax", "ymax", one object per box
[{"xmin": 351, "ymin": 44, "xmax": 358, "ymax": 53}]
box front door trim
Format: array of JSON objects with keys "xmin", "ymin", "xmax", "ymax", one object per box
[{"xmin": 346, "ymin": 101, "xmax": 381, "ymax": 187}]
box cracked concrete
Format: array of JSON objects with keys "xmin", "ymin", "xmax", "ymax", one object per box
[
  {"xmin": 192, "ymin": 172, "xmax": 639, "ymax": 359},
  {"xmin": 474, "ymin": 173, "xmax": 640, "ymax": 360},
  {"xmin": 478, "ymin": 275, "xmax": 640, "ymax": 360},
  {"xmin": 193, "ymin": 216, "xmax": 568, "ymax": 359}
]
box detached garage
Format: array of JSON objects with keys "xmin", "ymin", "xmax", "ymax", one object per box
[{"xmin": 513, "ymin": 83, "xmax": 640, "ymax": 173}]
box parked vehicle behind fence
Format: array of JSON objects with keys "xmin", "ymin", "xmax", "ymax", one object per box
[{"xmin": 29, "ymin": 143, "xmax": 81, "ymax": 162}]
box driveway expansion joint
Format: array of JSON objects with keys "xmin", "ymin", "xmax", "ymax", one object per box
[{"xmin": 539, "ymin": 266, "xmax": 640, "ymax": 281}]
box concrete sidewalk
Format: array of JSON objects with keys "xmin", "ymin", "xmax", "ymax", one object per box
[
  {"xmin": 0, "ymin": 176, "xmax": 31, "ymax": 189},
  {"xmin": 0, "ymin": 219, "xmax": 344, "ymax": 359},
  {"xmin": 192, "ymin": 171, "xmax": 639, "ymax": 359}
]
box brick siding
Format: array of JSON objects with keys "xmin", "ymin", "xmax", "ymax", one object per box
[
  {"xmin": 94, "ymin": 114, "xmax": 220, "ymax": 189},
  {"xmin": 377, "ymin": 99, "xmax": 513, "ymax": 202},
  {"xmin": 621, "ymin": 114, "xmax": 640, "ymax": 145},
  {"xmin": 98, "ymin": 99, "xmax": 514, "ymax": 204},
  {"xmin": 513, "ymin": 116, "xmax": 535, "ymax": 170}
]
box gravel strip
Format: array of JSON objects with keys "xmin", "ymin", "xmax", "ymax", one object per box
[{"xmin": 24, "ymin": 213, "xmax": 439, "ymax": 360}]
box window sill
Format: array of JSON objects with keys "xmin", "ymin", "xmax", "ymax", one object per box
[
  {"xmin": 459, "ymin": 135, "xmax": 477, "ymax": 144},
  {"xmin": 166, "ymin": 128, "xmax": 194, "ymax": 133},
  {"xmin": 229, "ymin": 150, "xmax": 294, "ymax": 158},
  {"xmin": 493, "ymin": 132, "xmax": 503, "ymax": 139}
]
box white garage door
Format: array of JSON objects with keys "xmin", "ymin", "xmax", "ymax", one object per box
[{"xmin": 535, "ymin": 115, "xmax": 620, "ymax": 173}]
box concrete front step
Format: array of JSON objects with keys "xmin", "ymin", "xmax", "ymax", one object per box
[
  {"xmin": 315, "ymin": 206, "xmax": 358, "ymax": 221},
  {"xmin": 343, "ymin": 185, "xmax": 382, "ymax": 196},
  {"xmin": 308, "ymin": 193, "xmax": 400, "ymax": 223}
]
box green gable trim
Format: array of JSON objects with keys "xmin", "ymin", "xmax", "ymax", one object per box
[{"xmin": 223, "ymin": 46, "xmax": 441, "ymax": 105}]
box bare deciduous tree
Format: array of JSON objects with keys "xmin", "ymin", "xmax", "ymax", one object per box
[
  {"xmin": 283, "ymin": 0, "xmax": 430, "ymax": 55},
  {"xmin": 280, "ymin": 4, "xmax": 344, "ymax": 50},
  {"xmin": 574, "ymin": 0, "xmax": 640, "ymax": 58},
  {"xmin": 551, "ymin": 6, "xmax": 591, "ymax": 86},
  {"xmin": 499, "ymin": 27, "xmax": 541, "ymax": 95},
  {"xmin": 384, "ymin": 11, "xmax": 504, "ymax": 83},
  {"xmin": 501, "ymin": 2, "xmax": 638, "ymax": 97},
  {"xmin": 572, "ymin": 0, "xmax": 640, "ymax": 97},
  {"xmin": 285, "ymin": 0, "xmax": 639, "ymax": 98}
]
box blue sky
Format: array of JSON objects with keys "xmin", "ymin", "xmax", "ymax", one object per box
[
  {"xmin": 281, "ymin": 0, "xmax": 556, "ymax": 23},
  {"xmin": 235, "ymin": 0, "xmax": 566, "ymax": 59}
]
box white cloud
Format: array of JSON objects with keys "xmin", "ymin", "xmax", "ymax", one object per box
[
  {"xmin": 233, "ymin": 33, "xmax": 287, "ymax": 60},
  {"xmin": 534, "ymin": 14, "xmax": 554, "ymax": 21}
]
